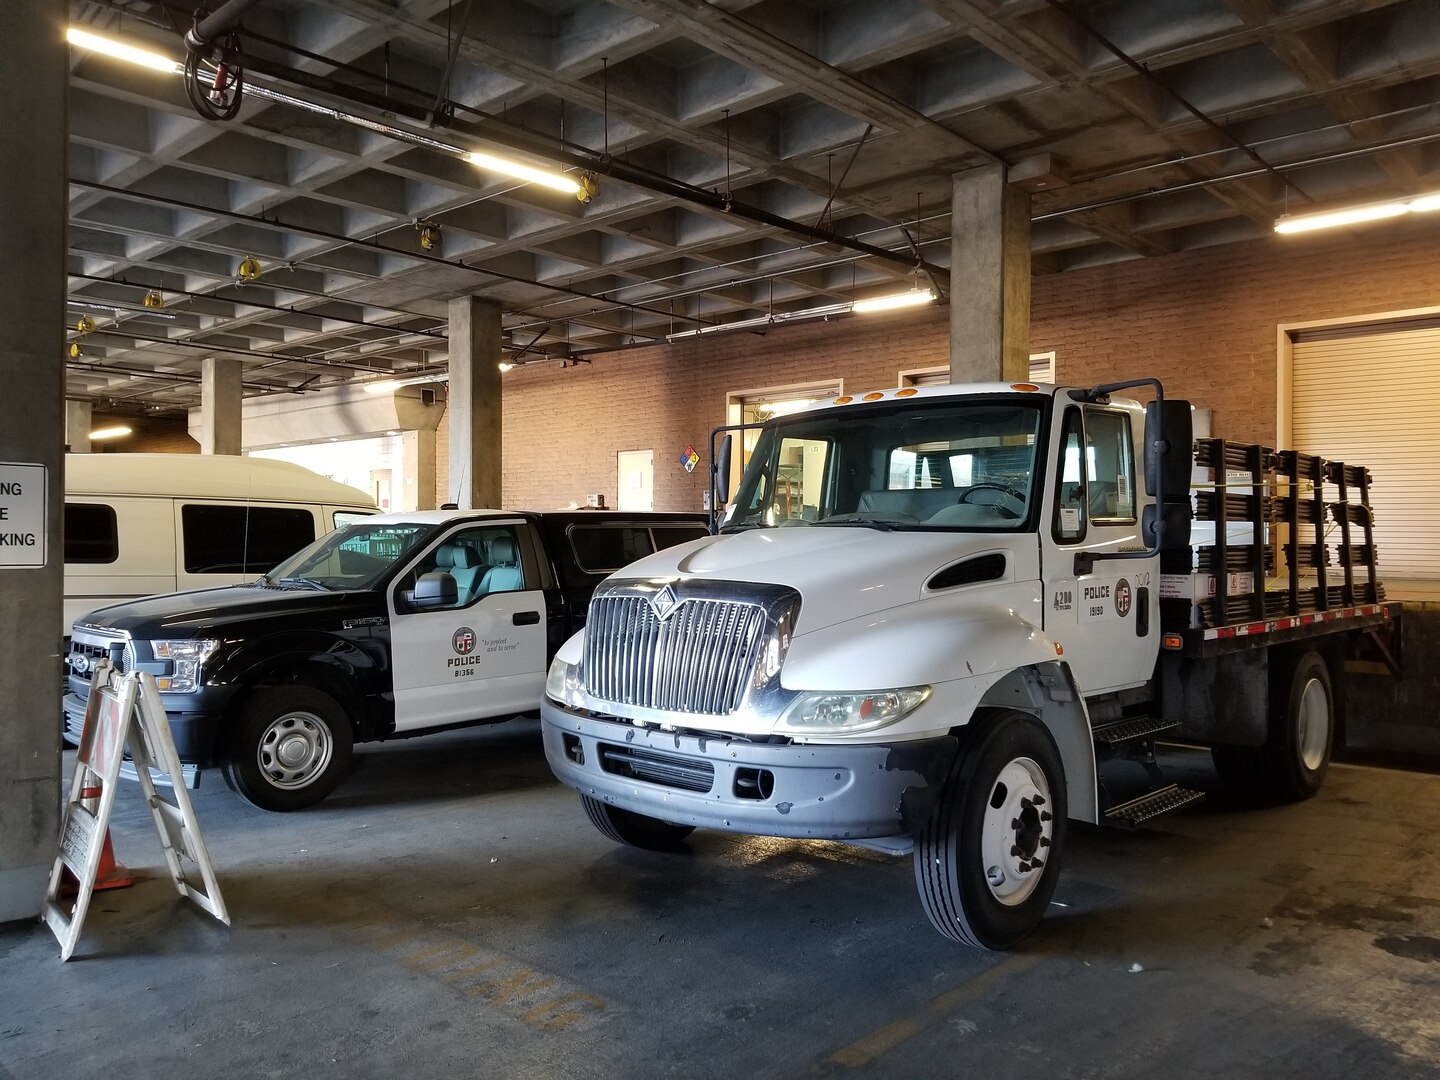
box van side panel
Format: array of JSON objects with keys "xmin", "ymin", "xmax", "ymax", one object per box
[{"xmin": 63, "ymin": 495, "xmax": 177, "ymax": 629}]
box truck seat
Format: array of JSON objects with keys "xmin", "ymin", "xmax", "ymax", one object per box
[
  {"xmin": 855, "ymin": 488, "xmax": 958, "ymax": 520},
  {"xmin": 435, "ymin": 543, "xmax": 485, "ymax": 605},
  {"xmin": 477, "ymin": 536, "xmax": 524, "ymax": 595}
]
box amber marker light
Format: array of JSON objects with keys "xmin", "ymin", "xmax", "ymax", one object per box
[
  {"xmin": 834, "ymin": 395, "xmax": 853, "ymax": 405},
  {"xmin": 896, "ymin": 388, "xmax": 918, "ymax": 397},
  {"xmin": 1162, "ymin": 634, "xmax": 1184, "ymax": 650},
  {"xmin": 862, "ymin": 392, "xmax": 885, "ymax": 401},
  {"xmin": 1010, "ymin": 383, "xmax": 1040, "ymax": 392}
]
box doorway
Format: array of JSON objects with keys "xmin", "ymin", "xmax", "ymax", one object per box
[{"xmin": 617, "ymin": 450, "xmax": 654, "ymax": 511}]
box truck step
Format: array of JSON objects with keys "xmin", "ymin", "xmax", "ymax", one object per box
[
  {"xmin": 1104, "ymin": 784, "xmax": 1206, "ymax": 828},
  {"xmin": 1090, "ymin": 715, "xmax": 1180, "ymax": 747}
]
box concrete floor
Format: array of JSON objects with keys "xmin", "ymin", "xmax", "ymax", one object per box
[{"xmin": 3, "ymin": 723, "xmax": 1439, "ymax": 1080}]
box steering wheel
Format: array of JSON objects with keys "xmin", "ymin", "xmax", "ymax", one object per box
[{"xmin": 959, "ymin": 483, "xmax": 1027, "ymax": 519}]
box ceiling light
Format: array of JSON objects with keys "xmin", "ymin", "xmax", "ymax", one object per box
[
  {"xmin": 497, "ymin": 362, "xmax": 514, "ymax": 372},
  {"xmin": 362, "ymin": 380, "xmax": 402, "ymax": 394},
  {"xmin": 66, "ymin": 27, "xmax": 181, "ymax": 74},
  {"xmin": 853, "ymin": 289, "xmax": 936, "ymax": 314},
  {"xmin": 90, "ymin": 424, "xmax": 133, "ymax": 441},
  {"xmin": 466, "ymin": 150, "xmax": 580, "ymax": 194},
  {"xmin": 1274, "ymin": 191, "xmax": 1440, "ymax": 234}
]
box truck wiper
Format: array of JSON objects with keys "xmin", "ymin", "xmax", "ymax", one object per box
[
  {"xmin": 719, "ymin": 522, "xmax": 770, "ymax": 533},
  {"xmin": 812, "ymin": 518, "xmax": 902, "ymax": 531},
  {"xmin": 278, "ymin": 577, "xmax": 330, "ymax": 591}
]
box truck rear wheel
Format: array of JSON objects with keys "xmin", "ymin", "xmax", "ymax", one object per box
[
  {"xmin": 220, "ymin": 687, "xmax": 353, "ymax": 811},
  {"xmin": 1212, "ymin": 650, "xmax": 1333, "ymax": 803},
  {"xmin": 914, "ymin": 709, "xmax": 1067, "ymax": 949},
  {"xmin": 581, "ymin": 796, "xmax": 695, "ymax": 851}
]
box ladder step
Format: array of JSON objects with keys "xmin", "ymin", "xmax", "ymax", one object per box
[
  {"xmin": 1090, "ymin": 715, "xmax": 1180, "ymax": 746},
  {"xmin": 1104, "ymin": 784, "xmax": 1206, "ymax": 828}
]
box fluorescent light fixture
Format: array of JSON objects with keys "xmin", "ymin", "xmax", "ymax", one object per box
[
  {"xmin": 498, "ymin": 362, "xmax": 514, "ymax": 372},
  {"xmin": 68, "ymin": 298, "xmax": 177, "ymax": 320},
  {"xmin": 853, "ymin": 289, "xmax": 936, "ymax": 314},
  {"xmin": 66, "ymin": 27, "xmax": 181, "ymax": 74},
  {"xmin": 466, "ymin": 151, "xmax": 580, "ymax": 194},
  {"xmin": 1274, "ymin": 191, "xmax": 1440, "ymax": 234},
  {"xmin": 362, "ymin": 379, "xmax": 402, "ymax": 394},
  {"xmin": 90, "ymin": 424, "xmax": 133, "ymax": 441}
]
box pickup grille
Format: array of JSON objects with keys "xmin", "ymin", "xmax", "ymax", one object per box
[
  {"xmin": 68, "ymin": 625, "xmax": 133, "ymax": 677},
  {"xmin": 583, "ymin": 593, "xmax": 773, "ymax": 715},
  {"xmin": 597, "ymin": 743, "xmax": 714, "ymax": 793}
]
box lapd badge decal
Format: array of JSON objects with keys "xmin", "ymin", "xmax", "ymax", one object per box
[
  {"xmin": 452, "ymin": 626, "xmax": 476, "ymax": 655},
  {"xmin": 1114, "ymin": 578, "xmax": 1133, "ymax": 619}
]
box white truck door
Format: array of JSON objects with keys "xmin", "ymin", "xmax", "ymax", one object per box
[
  {"xmin": 387, "ymin": 521, "xmax": 547, "ymax": 732},
  {"xmin": 1041, "ymin": 400, "xmax": 1159, "ymax": 695}
]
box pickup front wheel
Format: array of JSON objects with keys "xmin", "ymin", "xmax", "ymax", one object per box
[
  {"xmin": 915, "ymin": 709, "xmax": 1067, "ymax": 949},
  {"xmin": 221, "ymin": 687, "xmax": 354, "ymax": 811}
]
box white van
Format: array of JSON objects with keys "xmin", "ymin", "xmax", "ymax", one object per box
[{"xmin": 64, "ymin": 453, "xmax": 375, "ymax": 631}]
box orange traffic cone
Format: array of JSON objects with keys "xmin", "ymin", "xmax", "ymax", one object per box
[{"xmin": 61, "ymin": 785, "xmax": 134, "ymax": 895}]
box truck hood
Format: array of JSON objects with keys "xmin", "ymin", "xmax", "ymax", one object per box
[
  {"xmin": 615, "ymin": 527, "xmax": 1028, "ymax": 632},
  {"xmin": 76, "ymin": 585, "xmax": 374, "ymax": 638}
]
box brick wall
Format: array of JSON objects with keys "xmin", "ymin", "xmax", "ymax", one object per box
[{"xmin": 437, "ymin": 218, "xmax": 1440, "ymax": 512}]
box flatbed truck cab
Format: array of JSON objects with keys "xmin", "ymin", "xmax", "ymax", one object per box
[{"xmin": 541, "ymin": 380, "xmax": 1399, "ymax": 948}]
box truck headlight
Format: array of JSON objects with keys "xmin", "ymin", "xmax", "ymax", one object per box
[
  {"xmin": 545, "ymin": 656, "xmax": 585, "ymax": 709},
  {"xmin": 775, "ymin": 686, "xmax": 931, "ymax": 735},
  {"xmin": 149, "ymin": 639, "xmax": 219, "ymax": 693}
]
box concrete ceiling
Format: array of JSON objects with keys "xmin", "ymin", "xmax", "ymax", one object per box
[{"xmin": 64, "ymin": 0, "xmax": 1440, "ymax": 413}]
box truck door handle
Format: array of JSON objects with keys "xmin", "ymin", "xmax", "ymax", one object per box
[{"xmin": 513, "ymin": 611, "xmax": 541, "ymax": 626}]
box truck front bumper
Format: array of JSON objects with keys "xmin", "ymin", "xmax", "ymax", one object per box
[
  {"xmin": 541, "ymin": 700, "xmax": 958, "ymax": 841},
  {"xmin": 63, "ymin": 690, "xmax": 229, "ymax": 764}
]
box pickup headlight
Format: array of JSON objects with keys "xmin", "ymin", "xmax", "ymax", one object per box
[
  {"xmin": 149, "ymin": 639, "xmax": 219, "ymax": 693},
  {"xmin": 775, "ymin": 686, "xmax": 931, "ymax": 735},
  {"xmin": 545, "ymin": 655, "xmax": 585, "ymax": 709}
]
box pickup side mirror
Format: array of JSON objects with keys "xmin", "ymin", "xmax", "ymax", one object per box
[{"xmin": 406, "ymin": 571, "xmax": 458, "ymax": 610}]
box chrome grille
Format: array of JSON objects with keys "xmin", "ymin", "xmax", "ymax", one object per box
[
  {"xmin": 584, "ymin": 593, "xmax": 772, "ymax": 715},
  {"xmin": 69, "ymin": 624, "xmax": 133, "ymax": 675}
]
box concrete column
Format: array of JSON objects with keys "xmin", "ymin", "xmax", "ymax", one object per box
[
  {"xmin": 446, "ymin": 296, "xmax": 502, "ymax": 509},
  {"xmin": 200, "ymin": 356, "xmax": 242, "ymax": 455},
  {"xmin": 401, "ymin": 429, "xmax": 436, "ymax": 512},
  {"xmin": 0, "ymin": 0, "xmax": 65, "ymax": 924},
  {"xmin": 949, "ymin": 164, "xmax": 1032, "ymax": 383},
  {"xmin": 65, "ymin": 400, "xmax": 92, "ymax": 453}
]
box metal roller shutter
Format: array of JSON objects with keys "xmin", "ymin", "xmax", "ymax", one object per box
[{"xmin": 1291, "ymin": 320, "xmax": 1440, "ymax": 582}]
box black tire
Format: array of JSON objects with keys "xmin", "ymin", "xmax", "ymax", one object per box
[
  {"xmin": 914, "ymin": 709, "xmax": 1067, "ymax": 949},
  {"xmin": 581, "ymin": 796, "xmax": 695, "ymax": 851},
  {"xmin": 1211, "ymin": 650, "xmax": 1333, "ymax": 804},
  {"xmin": 220, "ymin": 686, "xmax": 354, "ymax": 811}
]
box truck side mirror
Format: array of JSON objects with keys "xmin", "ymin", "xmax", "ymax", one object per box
[
  {"xmin": 407, "ymin": 571, "xmax": 458, "ymax": 610},
  {"xmin": 714, "ymin": 433, "xmax": 733, "ymax": 506},
  {"xmin": 1144, "ymin": 400, "xmax": 1193, "ymax": 498}
]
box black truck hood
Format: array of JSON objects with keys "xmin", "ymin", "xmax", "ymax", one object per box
[{"xmin": 77, "ymin": 585, "xmax": 381, "ymax": 638}]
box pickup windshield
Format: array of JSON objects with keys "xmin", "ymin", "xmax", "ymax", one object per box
[
  {"xmin": 724, "ymin": 398, "xmax": 1045, "ymax": 532},
  {"xmin": 262, "ymin": 522, "xmax": 439, "ymax": 591}
]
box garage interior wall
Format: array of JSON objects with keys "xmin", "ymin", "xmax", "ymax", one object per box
[{"xmin": 427, "ymin": 219, "xmax": 1440, "ymax": 512}]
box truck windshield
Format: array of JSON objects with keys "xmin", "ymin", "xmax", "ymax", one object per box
[
  {"xmin": 262, "ymin": 522, "xmax": 439, "ymax": 591},
  {"xmin": 724, "ymin": 398, "xmax": 1046, "ymax": 532}
]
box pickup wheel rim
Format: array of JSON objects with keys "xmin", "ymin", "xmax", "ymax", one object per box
[
  {"xmin": 1296, "ymin": 676, "xmax": 1330, "ymax": 773},
  {"xmin": 257, "ymin": 711, "xmax": 333, "ymax": 790},
  {"xmin": 979, "ymin": 756, "xmax": 1053, "ymax": 907}
]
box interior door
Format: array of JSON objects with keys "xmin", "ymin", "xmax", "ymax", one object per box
[
  {"xmin": 388, "ymin": 520, "xmax": 547, "ymax": 732},
  {"xmin": 617, "ymin": 450, "xmax": 654, "ymax": 511},
  {"xmin": 1041, "ymin": 401, "xmax": 1158, "ymax": 695}
]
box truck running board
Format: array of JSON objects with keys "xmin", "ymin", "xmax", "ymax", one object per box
[
  {"xmin": 1090, "ymin": 715, "xmax": 1180, "ymax": 747},
  {"xmin": 1104, "ymin": 784, "xmax": 1206, "ymax": 828}
]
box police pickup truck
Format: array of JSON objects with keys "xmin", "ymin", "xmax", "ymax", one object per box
[{"xmin": 65, "ymin": 508, "xmax": 707, "ymax": 810}]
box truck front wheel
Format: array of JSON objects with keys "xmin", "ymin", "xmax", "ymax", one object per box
[
  {"xmin": 914, "ymin": 709, "xmax": 1067, "ymax": 949},
  {"xmin": 220, "ymin": 687, "xmax": 354, "ymax": 811},
  {"xmin": 581, "ymin": 796, "xmax": 695, "ymax": 851}
]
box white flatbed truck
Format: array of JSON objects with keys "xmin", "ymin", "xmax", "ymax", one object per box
[{"xmin": 541, "ymin": 378, "xmax": 1400, "ymax": 948}]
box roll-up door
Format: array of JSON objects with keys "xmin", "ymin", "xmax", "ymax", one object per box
[{"xmin": 1291, "ymin": 319, "xmax": 1440, "ymax": 582}]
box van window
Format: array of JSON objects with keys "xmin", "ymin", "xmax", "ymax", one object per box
[
  {"xmin": 64, "ymin": 503, "xmax": 119, "ymax": 564},
  {"xmin": 181, "ymin": 505, "xmax": 317, "ymax": 574},
  {"xmin": 334, "ymin": 510, "xmax": 372, "ymax": 529},
  {"xmin": 652, "ymin": 525, "xmax": 709, "ymax": 551}
]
